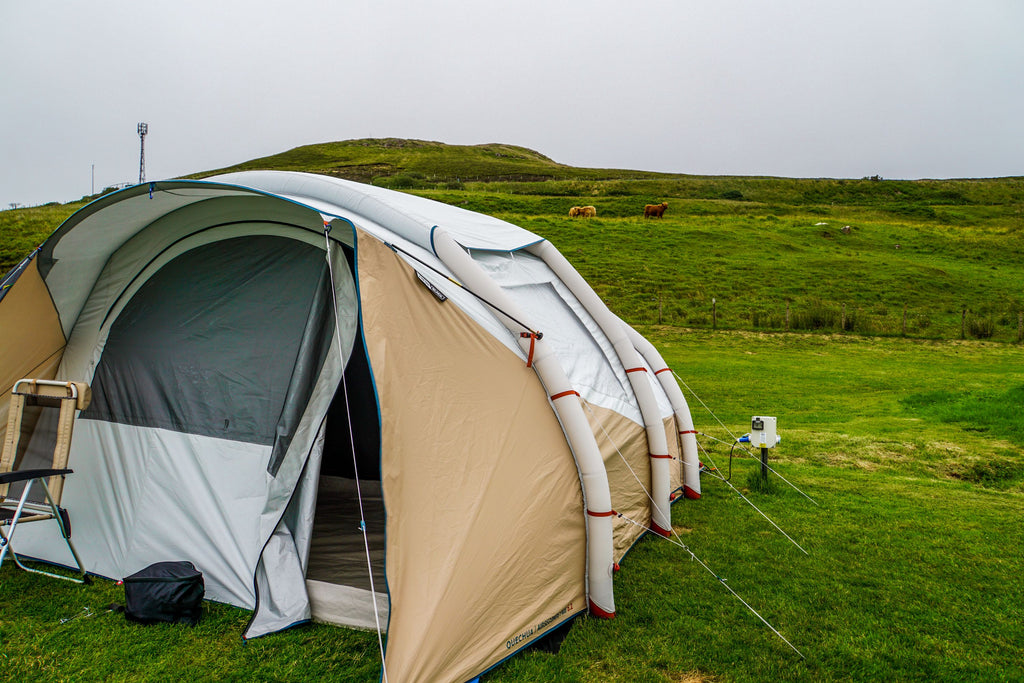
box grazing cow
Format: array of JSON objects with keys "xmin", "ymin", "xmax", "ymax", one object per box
[
  {"xmin": 644, "ymin": 202, "xmax": 668, "ymax": 218},
  {"xmin": 569, "ymin": 206, "xmax": 583, "ymax": 217},
  {"xmin": 580, "ymin": 205, "xmax": 597, "ymax": 218}
]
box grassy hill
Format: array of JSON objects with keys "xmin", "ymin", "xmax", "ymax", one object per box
[
  {"xmin": 191, "ymin": 137, "xmax": 662, "ymax": 184},
  {"xmin": 3, "ymin": 138, "xmax": 1023, "ymax": 341}
]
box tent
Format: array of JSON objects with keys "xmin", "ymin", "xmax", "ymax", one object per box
[{"xmin": 0, "ymin": 171, "xmax": 701, "ymax": 682}]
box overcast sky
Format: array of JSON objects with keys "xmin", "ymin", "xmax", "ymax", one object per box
[{"xmin": 2, "ymin": 1, "xmax": 1022, "ymax": 209}]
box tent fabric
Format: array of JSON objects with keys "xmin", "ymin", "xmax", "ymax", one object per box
[
  {"xmin": 356, "ymin": 233, "xmax": 587, "ymax": 682},
  {"xmin": 0, "ymin": 258, "xmax": 66, "ymax": 457},
  {"xmin": 0, "ymin": 171, "xmax": 701, "ymax": 683},
  {"xmin": 40, "ymin": 191, "xmax": 348, "ymax": 339},
  {"xmin": 306, "ymin": 477, "xmax": 385, "ymax": 592},
  {"xmin": 472, "ymin": 249, "xmax": 674, "ymax": 423},
  {"xmin": 585, "ymin": 402, "xmax": 655, "ymax": 558},
  {"xmin": 0, "ymin": 259, "xmax": 65, "ymax": 410},
  {"xmin": 313, "ymin": 202, "xmax": 532, "ymax": 361},
  {"xmin": 0, "ymin": 250, "xmax": 38, "ymax": 304},
  {"xmin": 84, "ymin": 236, "xmax": 334, "ymax": 446}
]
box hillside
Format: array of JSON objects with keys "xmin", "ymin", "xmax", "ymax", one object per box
[
  {"xmin": 3, "ymin": 138, "xmax": 1023, "ymax": 340},
  {"xmin": 191, "ymin": 138, "xmax": 674, "ymax": 184},
  {"xmin": 195, "ymin": 138, "xmax": 1024, "ymax": 209}
]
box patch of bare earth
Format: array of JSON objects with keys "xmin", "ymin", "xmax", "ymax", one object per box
[{"xmin": 669, "ymin": 670, "xmax": 718, "ymax": 683}]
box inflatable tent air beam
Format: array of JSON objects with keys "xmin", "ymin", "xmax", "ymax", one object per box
[
  {"xmin": 526, "ymin": 241, "xmax": 674, "ymax": 536},
  {"xmin": 622, "ymin": 323, "xmax": 702, "ymax": 499}
]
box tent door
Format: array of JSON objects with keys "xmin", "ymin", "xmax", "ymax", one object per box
[{"xmin": 306, "ymin": 323, "xmax": 387, "ymax": 629}]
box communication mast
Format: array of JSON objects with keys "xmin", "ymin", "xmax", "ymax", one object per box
[{"xmin": 137, "ymin": 122, "xmax": 149, "ymax": 184}]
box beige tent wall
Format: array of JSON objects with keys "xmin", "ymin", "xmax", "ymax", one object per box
[
  {"xmin": 584, "ymin": 404, "xmax": 652, "ymax": 560},
  {"xmin": 356, "ymin": 232, "xmax": 587, "ymax": 683},
  {"xmin": 0, "ymin": 261, "xmax": 66, "ymax": 449}
]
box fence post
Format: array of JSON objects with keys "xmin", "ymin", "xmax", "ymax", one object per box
[{"xmin": 786, "ymin": 301, "xmax": 790, "ymax": 332}]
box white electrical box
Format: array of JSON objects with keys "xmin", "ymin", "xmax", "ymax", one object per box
[{"xmin": 750, "ymin": 416, "xmax": 778, "ymax": 448}]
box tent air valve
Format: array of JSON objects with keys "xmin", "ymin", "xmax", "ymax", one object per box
[{"xmin": 519, "ymin": 330, "xmax": 543, "ymax": 368}]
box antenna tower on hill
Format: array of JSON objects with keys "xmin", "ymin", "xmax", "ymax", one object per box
[{"xmin": 137, "ymin": 122, "xmax": 148, "ymax": 184}]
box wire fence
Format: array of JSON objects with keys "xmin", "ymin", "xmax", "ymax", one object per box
[{"xmin": 644, "ymin": 297, "xmax": 1024, "ymax": 343}]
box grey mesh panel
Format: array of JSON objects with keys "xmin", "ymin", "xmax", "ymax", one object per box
[
  {"xmin": 266, "ymin": 264, "xmax": 334, "ymax": 475},
  {"xmin": 83, "ymin": 235, "xmax": 333, "ymax": 446}
]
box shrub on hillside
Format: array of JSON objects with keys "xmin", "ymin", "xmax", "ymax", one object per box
[
  {"xmin": 388, "ymin": 174, "xmax": 418, "ymax": 189},
  {"xmin": 751, "ymin": 310, "xmax": 785, "ymax": 329},
  {"xmin": 842, "ymin": 307, "xmax": 863, "ymax": 333},
  {"xmin": 967, "ymin": 316, "xmax": 995, "ymax": 339},
  {"xmin": 790, "ymin": 300, "xmax": 838, "ymax": 331}
]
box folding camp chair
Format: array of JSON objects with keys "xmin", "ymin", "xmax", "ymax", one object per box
[{"xmin": 0, "ymin": 379, "xmax": 91, "ymax": 584}]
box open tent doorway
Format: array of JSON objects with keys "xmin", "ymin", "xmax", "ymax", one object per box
[{"xmin": 305, "ymin": 316, "xmax": 388, "ymax": 629}]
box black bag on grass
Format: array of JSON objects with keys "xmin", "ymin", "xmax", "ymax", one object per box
[{"xmin": 121, "ymin": 561, "xmax": 204, "ymax": 626}]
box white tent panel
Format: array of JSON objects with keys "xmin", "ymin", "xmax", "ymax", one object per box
[
  {"xmin": 471, "ymin": 250, "xmax": 671, "ymax": 423},
  {"xmin": 17, "ymin": 423, "xmax": 270, "ymax": 607},
  {"xmin": 307, "ymin": 580, "xmax": 390, "ymax": 631},
  {"xmin": 41, "ymin": 187, "xmax": 284, "ymax": 337}
]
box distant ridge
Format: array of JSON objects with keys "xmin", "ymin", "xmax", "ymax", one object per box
[
  {"xmin": 193, "ymin": 138, "xmax": 675, "ymax": 185},
  {"xmin": 193, "ymin": 138, "xmax": 1024, "ymax": 201}
]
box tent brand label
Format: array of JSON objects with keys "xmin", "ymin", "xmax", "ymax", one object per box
[
  {"xmin": 505, "ymin": 627, "xmax": 534, "ymax": 650},
  {"xmin": 505, "ymin": 601, "xmax": 575, "ymax": 650}
]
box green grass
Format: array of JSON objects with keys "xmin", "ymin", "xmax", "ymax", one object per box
[
  {"xmin": 0, "ymin": 571, "xmax": 381, "ymax": 682},
  {"xmin": 0, "ymin": 202, "xmax": 84, "ymax": 273},
  {"xmin": 2, "ymin": 332, "xmax": 1022, "ymax": 682},
  {"xmin": 2, "ymin": 139, "xmax": 1023, "ymax": 680}
]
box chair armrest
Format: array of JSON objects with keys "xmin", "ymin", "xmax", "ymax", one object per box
[{"xmin": 0, "ymin": 468, "xmax": 73, "ymax": 485}]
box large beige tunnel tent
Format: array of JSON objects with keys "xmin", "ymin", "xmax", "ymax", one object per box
[{"xmin": 0, "ymin": 172, "xmax": 701, "ymax": 683}]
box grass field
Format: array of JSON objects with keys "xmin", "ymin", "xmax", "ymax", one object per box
[
  {"xmin": 1, "ymin": 139, "xmax": 1022, "ymax": 681},
  {"xmin": 2, "ymin": 332, "xmax": 1021, "ymax": 682}
]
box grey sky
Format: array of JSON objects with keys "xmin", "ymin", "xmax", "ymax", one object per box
[{"xmin": 2, "ymin": 1, "xmax": 1022, "ymax": 209}]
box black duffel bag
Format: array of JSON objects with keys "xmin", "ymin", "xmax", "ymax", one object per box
[{"xmin": 121, "ymin": 561, "xmax": 205, "ymax": 626}]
